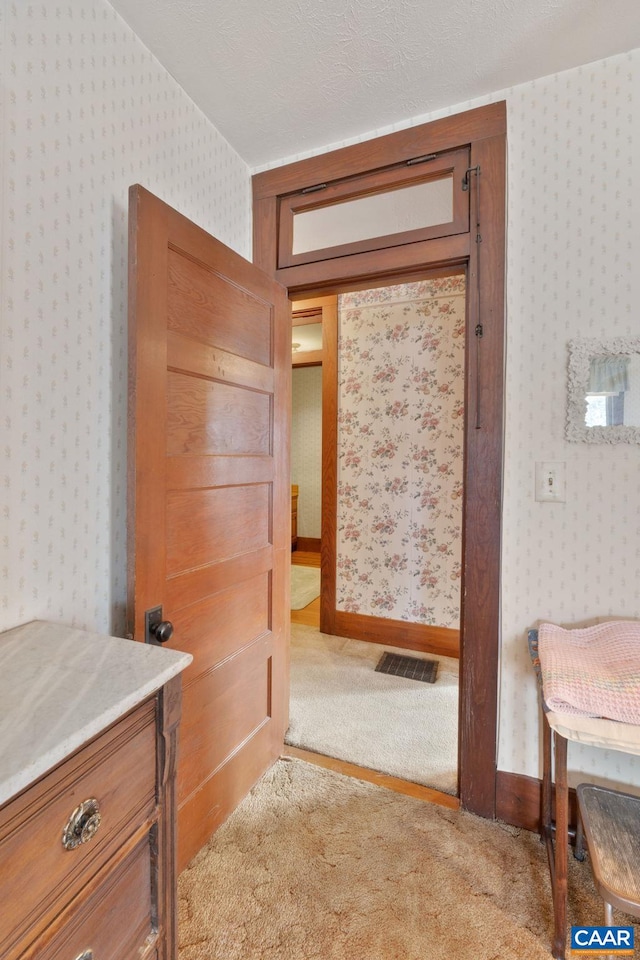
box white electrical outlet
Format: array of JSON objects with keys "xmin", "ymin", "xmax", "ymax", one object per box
[{"xmin": 535, "ymin": 461, "xmax": 566, "ymax": 502}]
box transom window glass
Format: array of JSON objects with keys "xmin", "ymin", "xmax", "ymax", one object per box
[
  {"xmin": 293, "ymin": 177, "xmax": 454, "ymax": 255},
  {"xmin": 277, "ymin": 147, "xmax": 469, "ymax": 269}
]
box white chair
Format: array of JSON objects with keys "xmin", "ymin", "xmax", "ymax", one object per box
[{"xmin": 529, "ymin": 628, "xmax": 640, "ymax": 959}]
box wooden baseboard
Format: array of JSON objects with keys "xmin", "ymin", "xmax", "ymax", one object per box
[
  {"xmin": 296, "ymin": 537, "xmax": 321, "ymax": 552},
  {"xmin": 495, "ymin": 770, "xmax": 577, "ymax": 833},
  {"xmin": 495, "ymin": 770, "xmax": 542, "ymax": 831},
  {"xmin": 333, "ymin": 610, "xmax": 459, "ymax": 659}
]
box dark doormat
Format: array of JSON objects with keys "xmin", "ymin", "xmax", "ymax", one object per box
[{"xmin": 375, "ymin": 652, "xmax": 439, "ymax": 683}]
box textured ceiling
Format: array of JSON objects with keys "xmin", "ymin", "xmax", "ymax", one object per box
[{"xmin": 108, "ymin": 0, "xmax": 640, "ymax": 168}]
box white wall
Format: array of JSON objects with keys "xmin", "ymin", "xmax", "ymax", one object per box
[
  {"xmin": 0, "ymin": 0, "xmax": 252, "ymax": 635},
  {"xmin": 501, "ymin": 53, "xmax": 639, "ymax": 788},
  {"xmin": 291, "ymin": 366, "xmax": 322, "ymax": 539},
  {"xmin": 258, "ymin": 48, "xmax": 640, "ymax": 789}
]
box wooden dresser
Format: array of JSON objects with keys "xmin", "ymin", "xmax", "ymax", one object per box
[{"xmin": 0, "ymin": 621, "xmax": 191, "ymax": 960}]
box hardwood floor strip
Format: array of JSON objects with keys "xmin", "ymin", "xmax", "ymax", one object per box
[
  {"xmin": 291, "ymin": 551, "xmax": 321, "ymax": 568},
  {"xmin": 290, "ymin": 597, "xmax": 320, "ymax": 627},
  {"xmin": 290, "ymin": 547, "xmax": 321, "ymax": 624},
  {"xmin": 282, "ymin": 746, "xmax": 459, "ymax": 810}
]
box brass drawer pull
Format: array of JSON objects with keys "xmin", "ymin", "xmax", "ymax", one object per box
[
  {"xmin": 62, "ymin": 799, "xmax": 102, "ymax": 851},
  {"xmin": 74, "ymin": 952, "xmax": 93, "ymax": 960}
]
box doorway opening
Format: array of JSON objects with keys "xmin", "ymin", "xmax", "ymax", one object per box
[
  {"xmin": 290, "ymin": 357, "xmax": 322, "ymax": 621},
  {"xmin": 290, "ymin": 298, "xmax": 324, "ymax": 596},
  {"xmin": 287, "ymin": 274, "xmax": 464, "ymax": 798}
]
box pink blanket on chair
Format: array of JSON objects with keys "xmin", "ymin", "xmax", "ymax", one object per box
[{"xmin": 538, "ymin": 621, "xmax": 640, "ymax": 723}]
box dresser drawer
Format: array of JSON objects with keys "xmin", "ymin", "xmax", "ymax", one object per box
[
  {"xmin": 25, "ymin": 836, "xmax": 157, "ymax": 960},
  {"xmin": 0, "ymin": 699, "xmax": 158, "ymax": 959}
]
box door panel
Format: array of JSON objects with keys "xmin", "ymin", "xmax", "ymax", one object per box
[
  {"xmin": 128, "ymin": 185, "xmax": 290, "ymax": 870},
  {"xmin": 172, "ymin": 574, "xmax": 271, "ymax": 685},
  {"xmin": 166, "ymin": 484, "xmax": 271, "ymax": 573},
  {"xmin": 177, "ymin": 724, "xmax": 274, "ymax": 870},
  {"xmin": 178, "ymin": 641, "xmax": 272, "ymax": 802},
  {"xmin": 167, "ymin": 249, "xmax": 272, "ymax": 365},
  {"xmin": 166, "ymin": 331, "xmax": 275, "ymax": 392},
  {"xmin": 167, "ymin": 374, "xmax": 272, "ymax": 457},
  {"xmin": 165, "ymin": 545, "xmax": 273, "ymax": 611}
]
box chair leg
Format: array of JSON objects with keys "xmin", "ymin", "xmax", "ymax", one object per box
[
  {"xmin": 542, "ymin": 711, "xmax": 553, "ymax": 839},
  {"xmin": 553, "ymin": 732, "xmax": 569, "ymax": 960},
  {"xmin": 605, "ymin": 903, "xmax": 615, "ymax": 960},
  {"xmin": 574, "ymin": 807, "xmax": 585, "ymax": 862}
]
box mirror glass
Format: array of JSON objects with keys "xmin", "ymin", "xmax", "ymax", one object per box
[
  {"xmin": 585, "ymin": 354, "xmax": 640, "ymax": 427},
  {"xmin": 567, "ymin": 337, "xmax": 640, "ymax": 443}
]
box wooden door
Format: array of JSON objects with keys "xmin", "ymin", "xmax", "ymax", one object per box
[{"xmin": 127, "ymin": 185, "xmax": 290, "ymax": 870}]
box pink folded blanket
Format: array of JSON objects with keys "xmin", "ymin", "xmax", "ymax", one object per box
[{"xmin": 538, "ymin": 620, "xmax": 640, "ymax": 723}]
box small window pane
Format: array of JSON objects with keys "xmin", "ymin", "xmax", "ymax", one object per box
[{"xmin": 292, "ymin": 176, "xmax": 454, "ymax": 256}]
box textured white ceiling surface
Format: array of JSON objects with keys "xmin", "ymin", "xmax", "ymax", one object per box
[{"xmin": 108, "ymin": 0, "xmax": 640, "ymax": 168}]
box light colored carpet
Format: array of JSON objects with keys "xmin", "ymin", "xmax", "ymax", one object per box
[
  {"xmin": 286, "ymin": 623, "xmax": 458, "ymax": 794},
  {"xmin": 178, "ymin": 758, "xmax": 619, "ymax": 960},
  {"xmin": 290, "ymin": 566, "xmax": 321, "ymax": 609}
]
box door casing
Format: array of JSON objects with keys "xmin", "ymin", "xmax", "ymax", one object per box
[{"xmin": 253, "ymin": 102, "xmax": 506, "ymax": 819}]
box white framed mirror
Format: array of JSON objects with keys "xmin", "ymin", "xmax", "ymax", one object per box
[{"xmin": 566, "ymin": 337, "xmax": 640, "ymax": 443}]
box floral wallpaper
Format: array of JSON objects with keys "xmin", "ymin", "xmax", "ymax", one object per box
[{"xmin": 336, "ymin": 277, "xmax": 466, "ymax": 627}]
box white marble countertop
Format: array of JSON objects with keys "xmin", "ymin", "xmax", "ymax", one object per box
[{"xmin": 0, "ymin": 620, "xmax": 192, "ymax": 806}]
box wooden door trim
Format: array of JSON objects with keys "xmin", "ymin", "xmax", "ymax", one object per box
[
  {"xmin": 270, "ymin": 231, "xmax": 469, "ymax": 294},
  {"xmin": 290, "ymin": 292, "xmax": 339, "ymax": 635},
  {"xmin": 321, "ymin": 297, "xmax": 338, "ymax": 636},
  {"xmin": 254, "ymin": 104, "xmax": 506, "ymax": 821},
  {"xmin": 457, "ymin": 132, "xmax": 504, "ymax": 816},
  {"xmin": 127, "ymin": 187, "xmax": 170, "ymax": 634},
  {"xmin": 253, "ymin": 102, "xmax": 506, "ymax": 200},
  {"xmin": 277, "ymin": 147, "xmax": 469, "ymax": 269}
]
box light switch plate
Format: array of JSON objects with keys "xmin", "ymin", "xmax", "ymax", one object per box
[{"xmin": 535, "ymin": 461, "xmax": 566, "ymax": 502}]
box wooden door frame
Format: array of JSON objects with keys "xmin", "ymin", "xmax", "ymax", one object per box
[
  {"xmin": 253, "ymin": 102, "xmax": 506, "ymax": 820},
  {"xmin": 290, "ymin": 295, "xmax": 337, "ymax": 625}
]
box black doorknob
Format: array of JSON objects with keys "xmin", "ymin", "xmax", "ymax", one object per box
[{"xmin": 150, "ymin": 620, "xmax": 174, "ymax": 643}]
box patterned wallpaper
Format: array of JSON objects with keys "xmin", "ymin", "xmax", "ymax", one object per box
[
  {"xmin": 291, "ymin": 366, "xmax": 322, "ymax": 539},
  {"xmin": 336, "ymin": 279, "xmax": 465, "ymax": 627},
  {"xmin": 1, "ymin": 0, "xmax": 638, "ymax": 790},
  {"xmin": 0, "ymin": 0, "xmax": 252, "ymax": 635},
  {"xmin": 500, "ymin": 52, "xmax": 640, "ymax": 787},
  {"xmin": 624, "ymin": 356, "xmax": 640, "ymax": 426}
]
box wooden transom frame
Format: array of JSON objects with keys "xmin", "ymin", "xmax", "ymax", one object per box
[
  {"xmin": 278, "ymin": 147, "xmax": 470, "ymax": 269},
  {"xmin": 253, "ymin": 101, "xmax": 506, "ymax": 821}
]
